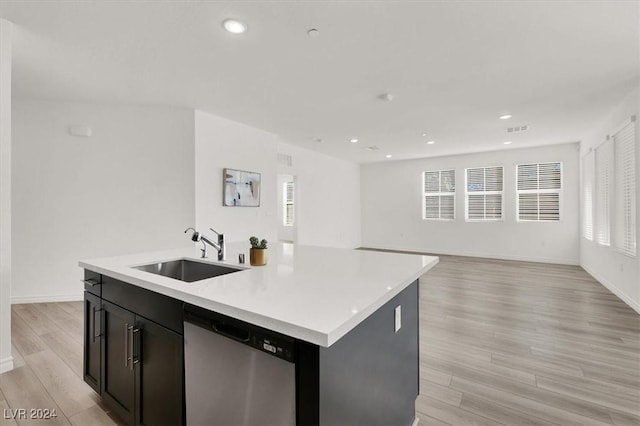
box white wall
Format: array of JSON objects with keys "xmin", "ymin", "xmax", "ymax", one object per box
[
  {"xmin": 277, "ymin": 142, "xmax": 361, "ymax": 249},
  {"xmin": 580, "ymin": 87, "xmax": 640, "ymax": 313},
  {"xmin": 194, "ymin": 110, "xmax": 361, "ymax": 252},
  {"xmin": 0, "ymin": 18, "xmax": 14, "ymax": 373},
  {"xmin": 194, "ymin": 110, "xmax": 279, "ymax": 250},
  {"xmin": 361, "ymin": 143, "xmax": 580, "ymax": 264},
  {"xmin": 12, "ymin": 100, "xmax": 195, "ymax": 302}
]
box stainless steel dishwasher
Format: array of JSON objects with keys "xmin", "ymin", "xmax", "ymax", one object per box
[{"xmin": 183, "ymin": 305, "xmax": 296, "ymax": 426}]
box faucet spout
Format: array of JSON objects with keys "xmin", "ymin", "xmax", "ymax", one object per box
[{"xmin": 185, "ymin": 227, "xmax": 225, "ymax": 260}]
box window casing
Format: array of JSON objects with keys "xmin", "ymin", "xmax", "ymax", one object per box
[
  {"xmin": 423, "ymin": 170, "xmax": 455, "ymax": 220},
  {"xmin": 283, "ymin": 181, "xmax": 294, "ymax": 226},
  {"xmin": 613, "ymin": 119, "xmax": 636, "ymax": 256},
  {"xmin": 465, "ymin": 166, "xmax": 504, "ymax": 221},
  {"xmin": 516, "ymin": 162, "xmax": 562, "ymax": 222}
]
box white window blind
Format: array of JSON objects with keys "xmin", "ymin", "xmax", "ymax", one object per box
[
  {"xmin": 595, "ymin": 140, "xmax": 613, "ymax": 246},
  {"xmin": 283, "ymin": 181, "xmax": 294, "ymax": 226},
  {"xmin": 466, "ymin": 166, "xmax": 503, "ymax": 221},
  {"xmin": 582, "ymin": 152, "xmax": 595, "ymax": 241},
  {"xmin": 517, "ymin": 162, "xmax": 562, "ymax": 221},
  {"xmin": 613, "ymin": 120, "xmax": 636, "ymax": 256},
  {"xmin": 423, "ymin": 170, "xmax": 455, "ymax": 220}
]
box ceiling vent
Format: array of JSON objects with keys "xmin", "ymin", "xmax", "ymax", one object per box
[
  {"xmin": 277, "ymin": 153, "xmax": 292, "ymax": 167},
  {"xmin": 507, "ymin": 125, "xmax": 529, "ymax": 133},
  {"xmin": 366, "ymin": 146, "xmax": 380, "ymax": 151}
]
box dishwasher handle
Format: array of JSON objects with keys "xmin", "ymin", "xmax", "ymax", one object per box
[{"xmin": 212, "ymin": 321, "xmax": 250, "ymax": 343}]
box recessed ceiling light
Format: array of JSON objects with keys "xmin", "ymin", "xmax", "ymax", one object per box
[
  {"xmin": 499, "ymin": 114, "xmax": 512, "ymax": 120},
  {"xmin": 378, "ymin": 93, "xmax": 393, "ymax": 102},
  {"xmin": 503, "ymin": 141, "xmax": 512, "ymax": 145},
  {"xmin": 222, "ymin": 19, "xmax": 247, "ymax": 34},
  {"xmin": 350, "ymin": 138, "xmax": 359, "ymax": 143},
  {"xmin": 385, "ymin": 154, "xmax": 393, "ymax": 159},
  {"xmin": 422, "ymin": 133, "xmax": 427, "ymax": 137},
  {"xmin": 307, "ymin": 28, "xmax": 320, "ymax": 37},
  {"xmin": 427, "ymin": 140, "xmax": 435, "ymax": 145}
]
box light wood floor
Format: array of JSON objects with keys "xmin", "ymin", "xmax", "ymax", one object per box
[
  {"xmin": 0, "ymin": 302, "xmax": 120, "ymax": 426},
  {"xmin": 416, "ymin": 255, "xmax": 640, "ymax": 426},
  {"xmin": 1, "ymin": 255, "xmax": 638, "ymax": 425}
]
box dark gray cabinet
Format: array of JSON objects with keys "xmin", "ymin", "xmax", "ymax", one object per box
[
  {"xmin": 83, "ymin": 272, "xmax": 184, "ymax": 426},
  {"xmin": 136, "ymin": 316, "xmax": 183, "ymax": 426},
  {"xmin": 83, "ymin": 292, "xmax": 102, "ymax": 394},
  {"xmin": 102, "ymin": 300, "xmax": 136, "ymax": 425}
]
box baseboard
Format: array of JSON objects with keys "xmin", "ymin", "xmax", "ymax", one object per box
[
  {"xmin": 581, "ymin": 264, "xmax": 640, "ymax": 315},
  {"xmin": 0, "ymin": 355, "xmax": 14, "ymax": 374},
  {"xmin": 359, "ymin": 245, "xmax": 579, "ymax": 266},
  {"xmin": 11, "ymin": 294, "xmax": 83, "ymax": 304}
]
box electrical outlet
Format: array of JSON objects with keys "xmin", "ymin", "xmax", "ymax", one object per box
[{"xmin": 394, "ymin": 305, "xmax": 401, "ymax": 332}]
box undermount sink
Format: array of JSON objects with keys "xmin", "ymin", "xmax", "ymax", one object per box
[{"xmin": 132, "ymin": 259, "xmax": 242, "ymax": 282}]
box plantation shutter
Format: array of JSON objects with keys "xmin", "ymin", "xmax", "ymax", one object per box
[
  {"xmin": 595, "ymin": 140, "xmax": 612, "ymax": 246},
  {"xmin": 582, "ymin": 152, "xmax": 595, "ymax": 241},
  {"xmin": 423, "ymin": 169, "xmax": 455, "ymax": 220},
  {"xmin": 466, "ymin": 166, "xmax": 503, "ymax": 221},
  {"xmin": 517, "ymin": 162, "xmax": 561, "ymax": 221},
  {"xmin": 613, "ymin": 120, "xmax": 636, "ymax": 256},
  {"xmin": 284, "ymin": 181, "xmax": 294, "ymax": 226}
]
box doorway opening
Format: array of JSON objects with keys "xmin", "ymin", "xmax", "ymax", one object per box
[{"xmin": 277, "ymin": 174, "xmax": 296, "ymax": 243}]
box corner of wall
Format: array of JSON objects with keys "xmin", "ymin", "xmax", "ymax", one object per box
[{"xmin": 0, "ymin": 18, "xmax": 14, "ymax": 373}]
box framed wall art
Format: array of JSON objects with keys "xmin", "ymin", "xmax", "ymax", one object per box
[{"xmin": 223, "ymin": 168, "xmax": 261, "ymax": 207}]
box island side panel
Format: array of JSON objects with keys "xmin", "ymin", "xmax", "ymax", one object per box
[{"xmin": 318, "ymin": 280, "xmax": 419, "ymax": 426}]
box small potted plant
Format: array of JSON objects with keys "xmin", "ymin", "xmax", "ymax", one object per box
[{"xmin": 249, "ymin": 236, "xmax": 268, "ymax": 266}]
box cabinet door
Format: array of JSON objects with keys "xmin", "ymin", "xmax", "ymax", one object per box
[
  {"xmin": 83, "ymin": 292, "xmax": 102, "ymax": 394},
  {"xmin": 102, "ymin": 301, "xmax": 136, "ymax": 425},
  {"xmin": 135, "ymin": 316, "xmax": 184, "ymax": 426}
]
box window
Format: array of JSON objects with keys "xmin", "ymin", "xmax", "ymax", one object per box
[
  {"xmin": 466, "ymin": 166, "xmax": 503, "ymax": 221},
  {"xmin": 423, "ymin": 170, "xmax": 455, "ymax": 220},
  {"xmin": 283, "ymin": 181, "xmax": 294, "ymax": 226},
  {"xmin": 582, "ymin": 152, "xmax": 595, "ymax": 241},
  {"xmin": 516, "ymin": 162, "xmax": 562, "ymax": 221},
  {"xmin": 595, "ymin": 140, "xmax": 613, "ymax": 246},
  {"xmin": 613, "ymin": 119, "xmax": 636, "ymax": 256}
]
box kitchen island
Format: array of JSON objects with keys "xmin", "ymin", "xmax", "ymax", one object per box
[{"xmin": 80, "ymin": 242, "xmax": 438, "ymax": 426}]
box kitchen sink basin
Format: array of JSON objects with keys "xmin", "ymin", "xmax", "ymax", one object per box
[{"xmin": 132, "ymin": 259, "xmax": 242, "ymax": 282}]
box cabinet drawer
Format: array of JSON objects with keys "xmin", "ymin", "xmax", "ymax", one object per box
[
  {"xmin": 102, "ymin": 275, "xmax": 183, "ymax": 334},
  {"xmin": 83, "ymin": 270, "xmax": 102, "ymax": 297}
]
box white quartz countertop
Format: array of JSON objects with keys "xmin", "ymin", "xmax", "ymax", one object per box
[{"xmin": 79, "ymin": 242, "xmax": 438, "ymax": 347}]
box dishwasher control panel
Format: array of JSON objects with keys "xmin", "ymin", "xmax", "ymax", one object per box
[
  {"xmin": 253, "ymin": 335, "xmax": 294, "ymax": 361},
  {"xmin": 184, "ymin": 304, "xmax": 295, "ymax": 363}
]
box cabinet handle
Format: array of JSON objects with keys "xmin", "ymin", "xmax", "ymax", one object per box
[
  {"xmin": 124, "ymin": 323, "xmax": 130, "ymax": 367},
  {"xmin": 91, "ymin": 307, "xmax": 96, "ymax": 343},
  {"xmin": 131, "ymin": 328, "xmax": 141, "ymax": 371},
  {"xmin": 91, "ymin": 307, "xmax": 102, "ymax": 342},
  {"xmin": 82, "ymin": 279, "xmax": 99, "ymax": 287}
]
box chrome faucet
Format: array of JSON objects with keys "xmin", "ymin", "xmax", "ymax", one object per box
[{"xmin": 184, "ymin": 227, "xmax": 225, "ymax": 260}]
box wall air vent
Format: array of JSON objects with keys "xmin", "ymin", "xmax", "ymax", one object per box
[
  {"xmin": 277, "ymin": 153, "xmax": 292, "ymax": 167},
  {"xmin": 507, "ymin": 125, "xmax": 529, "ymax": 133}
]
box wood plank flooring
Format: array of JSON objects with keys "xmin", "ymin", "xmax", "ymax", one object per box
[
  {"xmin": 1, "ymin": 254, "xmax": 638, "ymax": 425},
  {"xmin": 416, "ymin": 255, "xmax": 640, "ymax": 426},
  {"xmin": 0, "ymin": 303, "xmax": 120, "ymax": 426}
]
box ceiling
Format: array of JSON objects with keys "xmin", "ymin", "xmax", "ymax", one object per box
[{"xmin": 1, "ymin": 1, "xmax": 638, "ymax": 163}]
